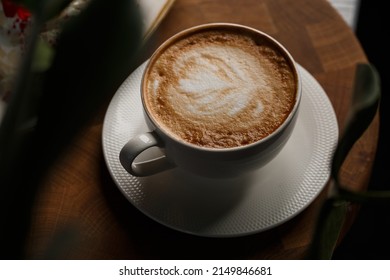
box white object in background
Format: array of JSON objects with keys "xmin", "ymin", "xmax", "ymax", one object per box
[
  {"xmin": 328, "ymin": 0, "xmax": 360, "ymax": 30},
  {"xmin": 137, "ymin": 0, "xmax": 176, "ymax": 40},
  {"xmin": 0, "ymin": 3, "xmax": 29, "ymax": 122}
]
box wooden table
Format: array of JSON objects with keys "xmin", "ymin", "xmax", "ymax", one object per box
[{"xmin": 26, "ymin": 0, "xmax": 378, "ymax": 259}]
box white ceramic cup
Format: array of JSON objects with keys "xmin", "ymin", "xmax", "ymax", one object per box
[{"xmin": 120, "ymin": 23, "xmax": 302, "ymax": 178}]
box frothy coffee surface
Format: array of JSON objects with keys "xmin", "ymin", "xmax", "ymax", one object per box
[{"xmin": 144, "ymin": 28, "xmax": 297, "ymax": 148}]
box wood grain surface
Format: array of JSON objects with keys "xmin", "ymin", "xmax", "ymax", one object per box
[{"xmin": 26, "ymin": 0, "xmax": 378, "ymax": 259}]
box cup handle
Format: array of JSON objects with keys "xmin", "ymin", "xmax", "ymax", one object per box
[{"xmin": 119, "ymin": 132, "xmax": 175, "ymax": 177}]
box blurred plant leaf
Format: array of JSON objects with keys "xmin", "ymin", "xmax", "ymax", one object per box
[
  {"xmin": 36, "ymin": 0, "xmax": 143, "ymax": 158},
  {"xmin": 307, "ymin": 196, "xmax": 348, "ymax": 259},
  {"xmin": 307, "ymin": 63, "xmax": 382, "ymax": 259},
  {"xmin": 333, "ymin": 63, "xmax": 390, "ymax": 202},
  {"xmin": 0, "ymin": 0, "xmax": 142, "ymax": 259},
  {"xmin": 332, "ymin": 64, "xmax": 380, "ymax": 185},
  {"xmin": 32, "ymin": 38, "xmax": 55, "ymax": 72}
]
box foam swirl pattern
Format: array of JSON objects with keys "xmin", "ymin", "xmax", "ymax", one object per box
[{"xmin": 145, "ymin": 30, "xmax": 297, "ymax": 148}]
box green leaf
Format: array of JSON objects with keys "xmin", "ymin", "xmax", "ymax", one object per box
[
  {"xmin": 338, "ymin": 187, "xmax": 390, "ymax": 203},
  {"xmin": 332, "ymin": 63, "xmax": 381, "ymax": 184},
  {"xmin": 331, "ymin": 63, "xmax": 390, "ymax": 203},
  {"xmin": 32, "ymin": 38, "xmax": 55, "ymax": 72},
  {"xmin": 307, "ymin": 63, "xmax": 382, "ymax": 259},
  {"xmin": 35, "ymin": 0, "xmax": 143, "ymax": 159},
  {"xmin": 307, "ymin": 197, "xmax": 348, "ymax": 259}
]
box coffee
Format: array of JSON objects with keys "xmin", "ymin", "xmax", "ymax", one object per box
[
  {"xmin": 143, "ymin": 26, "xmax": 297, "ymax": 149},
  {"xmin": 121, "ymin": 24, "xmax": 301, "ymax": 177}
]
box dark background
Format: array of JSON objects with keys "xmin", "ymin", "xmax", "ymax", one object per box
[{"xmin": 333, "ymin": 0, "xmax": 390, "ymax": 259}]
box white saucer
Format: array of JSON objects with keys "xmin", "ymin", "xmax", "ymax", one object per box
[{"xmin": 102, "ymin": 61, "xmax": 339, "ymax": 237}]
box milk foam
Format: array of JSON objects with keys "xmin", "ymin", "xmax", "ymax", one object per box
[
  {"xmin": 173, "ymin": 46, "xmax": 269, "ymax": 118},
  {"xmin": 145, "ymin": 29, "xmax": 296, "ymax": 148}
]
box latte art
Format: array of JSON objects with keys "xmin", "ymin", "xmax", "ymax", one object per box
[
  {"xmin": 144, "ymin": 28, "xmax": 297, "ymax": 148},
  {"xmin": 174, "ymin": 45, "xmax": 270, "ymax": 120}
]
